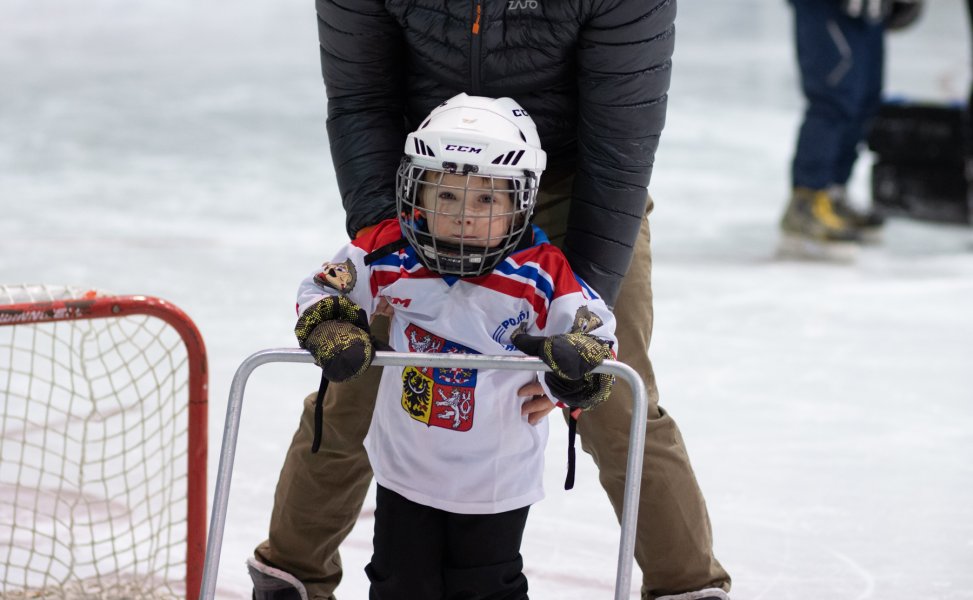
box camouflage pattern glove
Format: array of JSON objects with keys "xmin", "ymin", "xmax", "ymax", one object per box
[
  {"xmin": 295, "ymin": 296, "xmax": 373, "ymax": 382},
  {"xmin": 512, "ymin": 331, "xmax": 615, "ymax": 411}
]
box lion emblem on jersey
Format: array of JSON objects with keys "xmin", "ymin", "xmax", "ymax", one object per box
[
  {"xmin": 570, "ymin": 305, "xmax": 603, "ymax": 334},
  {"xmin": 401, "ymin": 323, "xmax": 477, "ymax": 431},
  {"xmin": 314, "ymin": 259, "xmax": 357, "ymax": 294}
]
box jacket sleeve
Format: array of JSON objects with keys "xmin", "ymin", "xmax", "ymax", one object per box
[
  {"xmin": 317, "ymin": 0, "xmax": 409, "ymax": 238},
  {"xmin": 566, "ymin": 0, "xmax": 675, "ymax": 307}
]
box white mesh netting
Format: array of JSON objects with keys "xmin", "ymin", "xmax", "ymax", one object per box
[{"xmin": 1, "ymin": 285, "xmax": 192, "ymax": 599}]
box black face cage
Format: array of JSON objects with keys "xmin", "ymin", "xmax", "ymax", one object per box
[{"xmin": 396, "ymin": 158, "xmax": 539, "ymax": 277}]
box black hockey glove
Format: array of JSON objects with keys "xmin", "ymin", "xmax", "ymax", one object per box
[
  {"xmin": 886, "ymin": 0, "xmax": 922, "ymax": 31},
  {"xmin": 295, "ymin": 296, "xmax": 374, "ymax": 382},
  {"xmin": 511, "ymin": 331, "xmax": 615, "ymax": 411}
]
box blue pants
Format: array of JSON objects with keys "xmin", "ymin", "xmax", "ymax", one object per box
[{"xmin": 790, "ymin": 0, "xmax": 885, "ymax": 190}]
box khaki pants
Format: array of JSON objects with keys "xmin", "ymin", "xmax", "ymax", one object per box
[{"xmin": 255, "ymin": 173, "xmax": 731, "ymax": 599}]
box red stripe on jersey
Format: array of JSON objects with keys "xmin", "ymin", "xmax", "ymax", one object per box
[
  {"xmin": 473, "ymin": 273, "xmax": 551, "ymax": 329},
  {"xmin": 351, "ymin": 219, "xmax": 404, "ymax": 252},
  {"xmin": 471, "ymin": 244, "xmax": 582, "ymax": 329},
  {"xmin": 506, "ymin": 244, "xmax": 585, "ymax": 301},
  {"xmin": 370, "ymin": 269, "xmax": 404, "ymax": 297},
  {"xmin": 368, "ymin": 262, "xmax": 441, "ymax": 296}
]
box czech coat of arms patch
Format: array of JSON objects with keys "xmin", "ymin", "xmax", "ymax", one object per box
[{"xmin": 401, "ymin": 323, "xmax": 478, "ymax": 431}]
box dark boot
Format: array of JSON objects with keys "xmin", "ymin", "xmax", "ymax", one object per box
[
  {"xmin": 830, "ymin": 184, "xmax": 885, "ymax": 243},
  {"xmin": 778, "ymin": 187, "xmax": 861, "ymax": 261},
  {"xmin": 248, "ymin": 556, "xmax": 308, "ymax": 600}
]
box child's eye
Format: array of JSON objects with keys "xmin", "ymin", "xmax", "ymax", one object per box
[
  {"xmin": 478, "ymin": 194, "xmax": 497, "ymax": 204},
  {"xmin": 438, "ymin": 191, "xmax": 457, "ymax": 201}
]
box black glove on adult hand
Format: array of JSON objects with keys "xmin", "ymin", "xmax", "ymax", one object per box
[
  {"xmin": 512, "ymin": 331, "xmax": 614, "ymax": 410},
  {"xmin": 295, "ymin": 296, "xmax": 373, "ymax": 382},
  {"xmin": 886, "ymin": 0, "xmax": 922, "ymax": 31}
]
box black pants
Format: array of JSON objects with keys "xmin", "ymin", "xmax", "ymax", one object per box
[{"xmin": 366, "ymin": 484, "xmax": 530, "ymax": 600}]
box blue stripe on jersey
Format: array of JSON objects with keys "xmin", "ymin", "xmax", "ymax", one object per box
[
  {"xmin": 574, "ymin": 274, "xmax": 600, "ymax": 300},
  {"xmin": 525, "ymin": 225, "xmax": 599, "ymax": 301},
  {"xmin": 494, "ymin": 259, "xmax": 555, "ymax": 302},
  {"xmin": 368, "ymin": 244, "xmax": 424, "ymax": 271}
]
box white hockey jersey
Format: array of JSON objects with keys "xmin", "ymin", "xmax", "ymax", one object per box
[{"xmin": 297, "ymin": 220, "xmax": 617, "ymax": 514}]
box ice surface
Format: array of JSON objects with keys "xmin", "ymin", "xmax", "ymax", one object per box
[{"xmin": 1, "ymin": 0, "xmax": 971, "ymax": 598}]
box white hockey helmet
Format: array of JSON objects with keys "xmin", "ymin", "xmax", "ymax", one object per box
[{"xmin": 396, "ymin": 93, "xmax": 547, "ymax": 277}]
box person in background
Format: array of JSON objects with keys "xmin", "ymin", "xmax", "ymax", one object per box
[
  {"xmin": 249, "ymin": 1, "xmax": 733, "ymax": 599},
  {"xmin": 780, "ymin": 0, "xmax": 924, "ymax": 259}
]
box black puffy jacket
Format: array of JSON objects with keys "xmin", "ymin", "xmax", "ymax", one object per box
[{"xmin": 317, "ymin": 0, "xmax": 675, "ymax": 306}]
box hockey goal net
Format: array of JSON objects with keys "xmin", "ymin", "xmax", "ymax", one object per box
[{"xmin": 0, "ymin": 284, "xmax": 207, "ymax": 600}]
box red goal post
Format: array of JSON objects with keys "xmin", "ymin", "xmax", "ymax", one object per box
[{"xmin": 0, "ymin": 285, "xmax": 207, "ymax": 600}]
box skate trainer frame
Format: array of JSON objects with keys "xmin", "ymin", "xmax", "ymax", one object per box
[{"xmin": 199, "ymin": 349, "xmax": 648, "ymax": 600}]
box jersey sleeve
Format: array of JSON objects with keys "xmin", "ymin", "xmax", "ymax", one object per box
[
  {"xmin": 534, "ymin": 252, "xmax": 617, "ymax": 349},
  {"xmin": 530, "ymin": 251, "xmax": 618, "ymax": 405},
  {"xmin": 502, "ymin": 242, "xmax": 618, "ymax": 346},
  {"xmin": 296, "ymin": 243, "xmax": 377, "ymax": 319},
  {"xmin": 296, "ymin": 219, "xmax": 405, "ymax": 318},
  {"xmin": 541, "ymin": 288, "xmax": 616, "ymax": 348}
]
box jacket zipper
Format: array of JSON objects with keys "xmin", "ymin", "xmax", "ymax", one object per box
[{"xmin": 470, "ymin": 0, "xmax": 482, "ymax": 95}]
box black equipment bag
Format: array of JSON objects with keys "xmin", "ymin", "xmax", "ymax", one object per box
[{"xmin": 867, "ymin": 100, "xmax": 972, "ymax": 225}]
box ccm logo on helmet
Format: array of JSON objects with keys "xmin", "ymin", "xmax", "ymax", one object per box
[
  {"xmin": 512, "ymin": 109, "xmax": 529, "ymax": 117},
  {"xmin": 444, "ymin": 144, "xmax": 482, "ymax": 153}
]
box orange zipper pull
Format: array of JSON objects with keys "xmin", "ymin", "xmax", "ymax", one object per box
[{"xmin": 472, "ymin": 2, "xmax": 481, "ymax": 34}]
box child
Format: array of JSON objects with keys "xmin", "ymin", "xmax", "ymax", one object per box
[{"xmin": 294, "ymin": 93, "xmax": 617, "ymax": 600}]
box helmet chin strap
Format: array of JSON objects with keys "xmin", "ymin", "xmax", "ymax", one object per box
[
  {"xmin": 417, "ymin": 238, "xmax": 491, "ymax": 275},
  {"xmin": 415, "ymin": 222, "xmax": 535, "ymax": 276}
]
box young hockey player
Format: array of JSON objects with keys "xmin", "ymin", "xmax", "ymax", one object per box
[{"xmin": 289, "ymin": 93, "xmax": 617, "ymax": 599}]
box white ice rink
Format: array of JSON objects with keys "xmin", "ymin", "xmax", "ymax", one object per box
[{"xmin": 2, "ymin": 0, "xmax": 972, "ymax": 598}]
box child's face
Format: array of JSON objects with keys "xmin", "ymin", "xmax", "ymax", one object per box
[{"xmin": 420, "ymin": 173, "xmax": 515, "ymax": 248}]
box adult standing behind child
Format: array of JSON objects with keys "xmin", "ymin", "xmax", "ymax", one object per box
[{"xmin": 250, "ymin": 1, "xmax": 733, "ymax": 599}]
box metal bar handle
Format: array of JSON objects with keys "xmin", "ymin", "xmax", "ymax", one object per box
[{"xmin": 200, "ymin": 349, "xmax": 647, "ymax": 600}]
